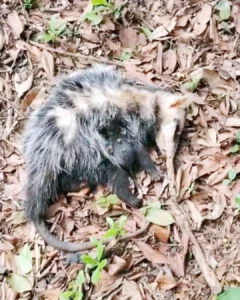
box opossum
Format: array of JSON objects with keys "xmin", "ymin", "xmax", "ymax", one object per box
[{"xmin": 23, "ymin": 65, "xmax": 190, "ymax": 252}]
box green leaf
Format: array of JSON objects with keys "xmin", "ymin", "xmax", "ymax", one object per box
[
  {"xmin": 140, "ymin": 27, "xmax": 153, "ymax": 41},
  {"xmin": 216, "ymin": 0, "xmax": 231, "ymax": 21},
  {"xmin": 145, "ymin": 207, "xmax": 175, "ymax": 226},
  {"xmin": 230, "ymin": 144, "xmax": 240, "ymax": 153},
  {"xmin": 81, "ymin": 254, "xmax": 97, "ymax": 267},
  {"xmin": 49, "ymin": 17, "xmax": 57, "ymax": 32},
  {"xmin": 96, "ymin": 242, "xmax": 104, "ymax": 262},
  {"xmin": 17, "ymin": 244, "xmax": 33, "ymax": 274},
  {"xmin": 228, "ymin": 169, "xmax": 237, "ymax": 181},
  {"xmin": 140, "ymin": 202, "xmax": 161, "ymax": 215},
  {"xmin": 106, "ymin": 194, "xmax": 119, "ymax": 205},
  {"xmin": 104, "ymin": 227, "xmax": 118, "ymax": 239},
  {"xmin": 75, "ymin": 270, "xmax": 85, "ymax": 286},
  {"xmin": 237, "ymin": 130, "xmax": 240, "ymax": 143},
  {"xmin": 120, "ymin": 48, "xmax": 133, "ymax": 61},
  {"xmin": 182, "ymin": 78, "xmax": 199, "ymax": 92},
  {"xmin": 118, "ymin": 215, "xmax": 127, "ymax": 228},
  {"xmin": 92, "ymin": 0, "xmax": 109, "ymax": 6},
  {"xmin": 106, "ymin": 217, "xmax": 114, "ymax": 227},
  {"xmin": 98, "ymin": 259, "xmax": 107, "ymax": 270},
  {"xmin": 97, "ymin": 196, "xmax": 108, "ymax": 208},
  {"xmin": 188, "ymin": 182, "xmax": 195, "ymax": 194},
  {"xmin": 7, "ymin": 273, "xmax": 32, "ymax": 293},
  {"xmin": 60, "ymin": 291, "xmax": 75, "ymax": 300},
  {"xmin": 217, "ymin": 287, "xmax": 240, "ymax": 300},
  {"xmin": 74, "ymin": 291, "xmax": 83, "ymax": 300},
  {"xmin": 91, "ymin": 267, "xmax": 101, "ymax": 284},
  {"xmin": 234, "ymin": 194, "xmax": 240, "ymax": 210},
  {"xmin": 90, "ymin": 237, "xmax": 100, "ymax": 247},
  {"xmin": 57, "ymin": 22, "xmax": 67, "ymax": 36},
  {"xmin": 222, "ymin": 179, "xmax": 231, "ymax": 186},
  {"xmin": 88, "ymin": 13, "xmax": 103, "ymax": 25}
]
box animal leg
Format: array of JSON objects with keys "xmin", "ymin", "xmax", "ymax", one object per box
[
  {"xmin": 109, "ymin": 167, "xmax": 142, "ymax": 208},
  {"xmin": 135, "ymin": 147, "xmax": 162, "ymax": 181}
]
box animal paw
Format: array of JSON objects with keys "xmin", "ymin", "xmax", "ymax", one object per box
[{"xmin": 127, "ymin": 196, "xmax": 142, "ymax": 209}]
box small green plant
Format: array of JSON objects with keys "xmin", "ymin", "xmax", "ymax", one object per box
[
  {"xmin": 60, "ymin": 270, "xmax": 85, "ymax": 300},
  {"xmin": 23, "ymin": 0, "xmax": 34, "ymax": 9},
  {"xmin": 234, "ymin": 194, "xmax": 240, "ymax": 210},
  {"xmin": 188, "ymin": 182, "xmax": 196, "ymax": 195},
  {"xmin": 81, "ymin": 215, "xmax": 127, "ymax": 284},
  {"xmin": 215, "ymin": 0, "xmax": 231, "ymax": 21},
  {"xmin": 82, "ymin": 0, "xmax": 124, "ymax": 25},
  {"xmin": 120, "ymin": 48, "xmax": 133, "ymax": 61},
  {"xmin": 97, "ymin": 194, "xmax": 120, "ymax": 208},
  {"xmin": 230, "ymin": 130, "xmax": 240, "ymax": 153},
  {"xmin": 222, "ymin": 169, "xmax": 237, "ymax": 186},
  {"xmin": 39, "ymin": 17, "xmax": 66, "ymax": 43},
  {"xmin": 140, "ymin": 27, "xmax": 153, "ymax": 41},
  {"xmin": 104, "ymin": 215, "xmax": 127, "ymax": 239},
  {"xmin": 82, "ymin": 241, "xmax": 107, "ymax": 284},
  {"xmin": 182, "ymin": 78, "xmax": 200, "ymax": 92}
]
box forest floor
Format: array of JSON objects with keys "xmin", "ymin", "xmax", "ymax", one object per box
[{"xmin": 1, "ymin": 0, "xmax": 240, "ymax": 299}]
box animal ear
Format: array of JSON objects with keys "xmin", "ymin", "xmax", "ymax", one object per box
[{"xmin": 170, "ymin": 94, "xmax": 193, "ymax": 108}]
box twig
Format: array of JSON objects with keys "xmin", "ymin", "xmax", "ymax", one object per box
[
  {"xmin": 170, "ymin": 186, "xmax": 222, "ymax": 295},
  {"xmin": 29, "ymin": 41, "xmax": 125, "ymax": 67}
]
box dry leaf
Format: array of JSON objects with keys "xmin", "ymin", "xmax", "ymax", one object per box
[
  {"xmin": 136, "ymin": 241, "xmax": 169, "ymax": 264},
  {"xmin": 152, "ymin": 17, "xmax": 177, "ymax": 39},
  {"xmin": 163, "ymin": 49, "xmax": 177, "ymax": 74},
  {"xmin": 61, "ymin": 10, "xmax": 82, "ymax": 21},
  {"xmin": 7, "ymin": 12, "xmax": 24, "ymax": 38},
  {"xmin": 120, "ymin": 27, "xmax": 138, "ymax": 48},
  {"xmin": 151, "ymin": 225, "xmax": 170, "ymax": 243},
  {"xmin": 21, "ymin": 86, "xmax": 42, "ymax": 110},
  {"xmin": 177, "ymin": 43, "xmax": 194, "ymax": 69},
  {"xmin": 14, "ymin": 73, "xmax": 33, "ymax": 99},
  {"xmin": 122, "ymin": 280, "xmax": 142, "ymax": 300},
  {"xmin": 156, "ymin": 275, "xmax": 179, "ymax": 290},
  {"xmin": 224, "ymin": 117, "xmax": 240, "ymax": 127},
  {"xmin": 42, "ymin": 50, "xmax": 54, "ymax": 77},
  {"xmin": 193, "ymin": 4, "xmax": 212, "ymax": 36},
  {"xmin": 108, "ymin": 256, "xmax": 128, "ymax": 276},
  {"xmin": 0, "ymin": 29, "xmax": 5, "ymax": 50}
]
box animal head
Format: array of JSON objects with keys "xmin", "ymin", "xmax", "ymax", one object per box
[{"xmin": 156, "ymin": 93, "xmax": 192, "ymax": 158}]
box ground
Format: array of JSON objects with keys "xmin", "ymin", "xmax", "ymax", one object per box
[{"xmin": 0, "ymin": 0, "xmax": 240, "ymax": 299}]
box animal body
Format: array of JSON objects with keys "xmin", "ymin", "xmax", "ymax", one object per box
[{"xmin": 23, "ymin": 65, "xmax": 189, "ymax": 251}]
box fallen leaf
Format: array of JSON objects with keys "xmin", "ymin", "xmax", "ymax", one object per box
[
  {"xmin": 216, "ymin": 0, "xmax": 231, "ymax": 21},
  {"xmin": 136, "ymin": 241, "xmax": 169, "ymax": 264},
  {"xmin": 193, "ymin": 4, "xmax": 212, "ymax": 36},
  {"xmin": 0, "ymin": 29, "xmax": 5, "ymax": 50},
  {"xmin": 0, "ymin": 241, "xmax": 15, "ymax": 252},
  {"xmin": 224, "ymin": 117, "xmax": 240, "ymax": 127},
  {"xmin": 145, "ymin": 207, "xmax": 175, "ymax": 226},
  {"xmin": 14, "ymin": 72, "xmax": 33, "ymax": 99},
  {"xmin": 21, "ymin": 86, "xmax": 42, "ymax": 110},
  {"xmin": 108, "ymin": 256, "xmax": 128, "ymax": 276},
  {"xmin": 122, "ymin": 280, "xmax": 142, "ymax": 300},
  {"xmin": 163, "ymin": 49, "xmax": 177, "ymax": 74},
  {"xmin": 177, "ymin": 43, "xmax": 194, "ymax": 69},
  {"xmin": 217, "ymin": 287, "xmax": 240, "ymax": 300},
  {"xmin": 7, "ymin": 273, "xmax": 33, "ymax": 293},
  {"xmin": 151, "ymin": 225, "xmax": 170, "ymax": 243},
  {"xmin": 120, "ymin": 27, "xmax": 138, "ymax": 48},
  {"xmin": 17, "ymin": 244, "xmax": 32, "ymax": 274},
  {"xmin": 61, "ymin": 10, "xmax": 83, "ymax": 21},
  {"xmin": 41, "ymin": 289, "xmax": 61, "ymax": 300},
  {"xmin": 152, "ymin": 17, "xmax": 177, "ymax": 39},
  {"xmin": 156, "ymin": 275, "xmax": 179, "ymax": 290},
  {"xmin": 7, "ymin": 12, "xmax": 24, "ymax": 38},
  {"xmin": 42, "ymin": 50, "xmax": 54, "ymax": 77}
]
